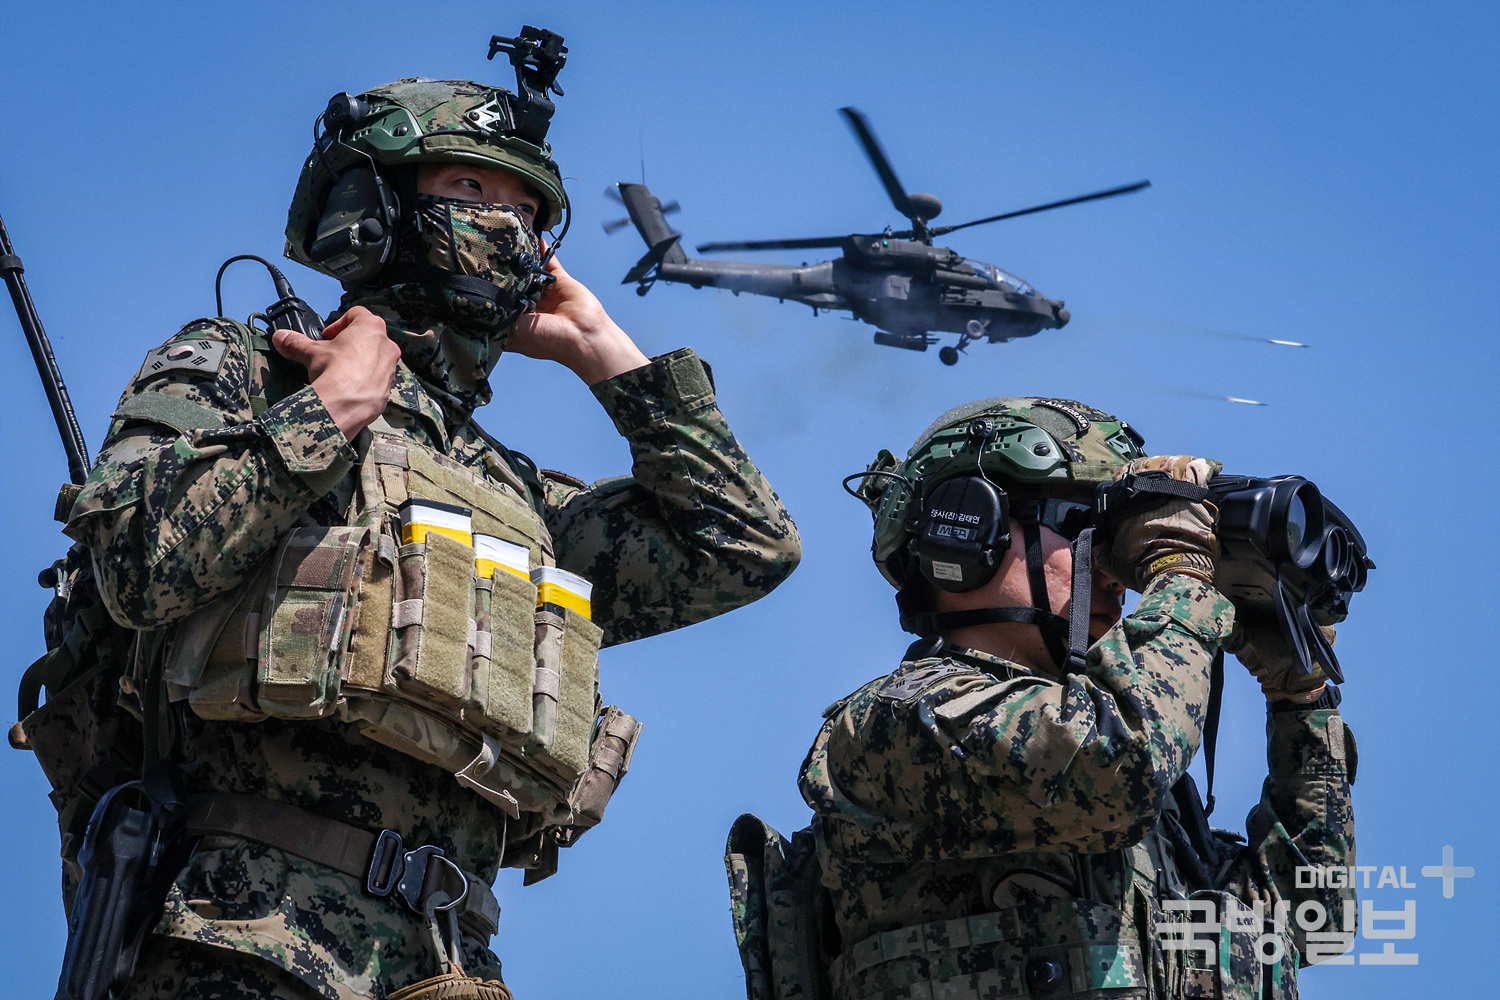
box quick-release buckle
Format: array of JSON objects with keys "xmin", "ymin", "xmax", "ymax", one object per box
[{"xmin": 365, "ymin": 830, "xmax": 470, "ymax": 916}]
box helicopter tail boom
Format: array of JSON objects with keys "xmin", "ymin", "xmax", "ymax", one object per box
[{"xmin": 617, "ymin": 183, "xmax": 686, "ymax": 283}]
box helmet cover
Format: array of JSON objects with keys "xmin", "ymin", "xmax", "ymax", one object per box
[
  {"xmin": 856, "ymin": 397, "xmax": 1147, "ymax": 588},
  {"xmin": 285, "ymin": 78, "xmax": 569, "ymax": 279}
]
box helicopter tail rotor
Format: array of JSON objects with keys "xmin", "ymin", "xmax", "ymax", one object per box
[
  {"xmin": 604, "ymin": 185, "xmax": 679, "ymax": 235},
  {"xmin": 608, "ymin": 183, "xmax": 689, "ymax": 289}
]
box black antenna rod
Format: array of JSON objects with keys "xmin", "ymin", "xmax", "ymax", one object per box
[{"xmin": 0, "ymin": 213, "xmax": 91, "ymax": 484}]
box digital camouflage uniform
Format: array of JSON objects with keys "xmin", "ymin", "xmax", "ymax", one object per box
[
  {"xmin": 798, "ymin": 573, "xmax": 1357, "ymax": 1000},
  {"xmin": 49, "ymin": 290, "xmax": 800, "ymax": 998},
  {"xmin": 726, "ymin": 399, "xmax": 1355, "ymax": 1000}
]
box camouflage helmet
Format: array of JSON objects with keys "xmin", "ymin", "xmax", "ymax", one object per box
[
  {"xmin": 853, "ymin": 397, "xmax": 1147, "ymax": 588},
  {"xmin": 284, "ymin": 78, "xmax": 569, "ymax": 279}
]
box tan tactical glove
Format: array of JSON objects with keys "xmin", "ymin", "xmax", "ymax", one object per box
[
  {"xmin": 1224, "ymin": 621, "xmax": 1334, "ymax": 703},
  {"xmin": 1105, "ymin": 455, "xmax": 1222, "ymax": 592}
]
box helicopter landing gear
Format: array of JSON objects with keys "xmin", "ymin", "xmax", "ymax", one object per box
[{"xmin": 939, "ymin": 333, "xmax": 976, "ymax": 365}]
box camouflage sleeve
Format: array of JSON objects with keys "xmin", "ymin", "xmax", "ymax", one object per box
[
  {"xmin": 540, "ymin": 348, "xmax": 801, "ymax": 646},
  {"xmin": 802, "ymin": 575, "xmax": 1235, "ymax": 860},
  {"xmin": 62, "ymin": 320, "xmax": 354, "ymax": 628},
  {"xmin": 1213, "ymin": 708, "xmax": 1358, "ymax": 964}
]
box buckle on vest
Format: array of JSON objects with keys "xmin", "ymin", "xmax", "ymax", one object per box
[{"xmin": 365, "ymin": 829, "xmax": 470, "ymax": 916}]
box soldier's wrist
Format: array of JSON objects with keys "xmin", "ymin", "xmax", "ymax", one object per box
[
  {"xmin": 1140, "ymin": 551, "xmax": 1216, "ymax": 587},
  {"xmin": 1269, "ymin": 685, "xmax": 1341, "ymax": 712},
  {"xmin": 569, "ymin": 322, "xmax": 651, "ymax": 386}
]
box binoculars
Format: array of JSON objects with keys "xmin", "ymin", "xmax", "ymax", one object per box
[
  {"xmin": 1099, "ymin": 472, "xmax": 1372, "ymax": 683},
  {"xmin": 1207, "ymin": 475, "xmax": 1371, "ymax": 684}
]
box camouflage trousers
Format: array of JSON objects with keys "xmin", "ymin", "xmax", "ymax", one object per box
[
  {"xmin": 122, "ymin": 937, "xmax": 323, "ymax": 999},
  {"xmin": 119, "ymin": 936, "xmax": 516, "ymax": 1000}
]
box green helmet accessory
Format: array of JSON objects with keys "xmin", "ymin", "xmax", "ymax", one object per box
[
  {"xmin": 846, "ymin": 397, "xmax": 1146, "ymax": 668},
  {"xmin": 284, "ymin": 27, "xmax": 572, "ymax": 291}
]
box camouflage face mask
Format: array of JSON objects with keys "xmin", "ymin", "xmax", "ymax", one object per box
[
  {"xmin": 342, "ymin": 193, "xmax": 550, "ymax": 415},
  {"xmin": 382, "ymin": 193, "xmax": 547, "ymax": 352}
]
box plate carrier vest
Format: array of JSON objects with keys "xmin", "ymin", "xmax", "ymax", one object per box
[
  {"xmin": 63, "ymin": 319, "xmax": 639, "ymax": 871},
  {"xmin": 727, "ymin": 787, "xmax": 1302, "ymax": 1000}
]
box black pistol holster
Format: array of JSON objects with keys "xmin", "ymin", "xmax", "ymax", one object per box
[{"xmin": 57, "ymin": 762, "xmax": 192, "ymax": 1000}]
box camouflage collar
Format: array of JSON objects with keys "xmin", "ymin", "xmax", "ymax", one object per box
[
  {"xmin": 384, "ymin": 362, "xmax": 451, "ymax": 450},
  {"xmin": 936, "ymin": 643, "xmax": 1035, "ymax": 681}
]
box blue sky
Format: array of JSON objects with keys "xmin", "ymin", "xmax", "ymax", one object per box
[{"xmin": 1, "ymin": 2, "xmax": 1496, "ymax": 996}]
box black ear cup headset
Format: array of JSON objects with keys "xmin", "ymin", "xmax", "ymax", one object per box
[
  {"xmin": 886, "ymin": 417, "xmax": 1101, "ymax": 672},
  {"xmin": 306, "ymin": 95, "xmax": 403, "ymax": 287},
  {"xmin": 304, "ymin": 94, "xmax": 565, "ymax": 325},
  {"xmin": 289, "ymin": 29, "xmax": 575, "ymax": 318}
]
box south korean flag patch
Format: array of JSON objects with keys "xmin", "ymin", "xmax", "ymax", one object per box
[{"xmin": 133, "ymin": 338, "xmax": 228, "ymax": 385}]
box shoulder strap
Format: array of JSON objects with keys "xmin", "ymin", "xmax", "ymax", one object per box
[
  {"xmin": 1202, "ymin": 648, "xmax": 1224, "ymax": 816},
  {"xmin": 725, "ymin": 815, "xmax": 832, "ymax": 1000},
  {"xmin": 469, "ymin": 422, "xmax": 546, "ymax": 520},
  {"xmin": 217, "ymin": 317, "xmax": 308, "ymax": 418}
]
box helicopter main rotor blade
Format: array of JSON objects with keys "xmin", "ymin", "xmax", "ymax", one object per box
[
  {"xmin": 840, "ymin": 107, "xmax": 914, "ymax": 220},
  {"xmin": 696, "ymin": 235, "xmax": 851, "ymax": 253},
  {"xmin": 927, "ymin": 180, "xmax": 1151, "ymax": 236}
]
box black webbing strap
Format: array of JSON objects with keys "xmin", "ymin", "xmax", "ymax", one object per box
[
  {"xmin": 1097, "ymin": 472, "xmax": 1213, "ymax": 528},
  {"xmin": 1020, "ymin": 519, "xmax": 1070, "ymax": 668},
  {"xmin": 899, "ymin": 604, "xmax": 1065, "ymax": 636},
  {"xmin": 401, "ymin": 263, "xmax": 522, "ymax": 318},
  {"xmin": 1169, "ymin": 773, "xmax": 1221, "ymax": 891},
  {"xmin": 1063, "ymin": 527, "xmax": 1095, "ymax": 672},
  {"xmin": 1021, "ymin": 517, "xmax": 1050, "ymax": 610},
  {"xmin": 1131, "ymin": 477, "xmax": 1211, "ymax": 502},
  {"xmin": 440, "ymin": 272, "xmax": 508, "ymax": 306},
  {"xmin": 1202, "ymin": 649, "xmax": 1224, "ymax": 817}
]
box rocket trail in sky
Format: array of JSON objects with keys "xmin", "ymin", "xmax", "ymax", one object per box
[
  {"xmin": 1104, "ymin": 316, "xmax": 1313, "ymax": 348},
  {"xmin": 1154, "ymin": 387, "xmax": 1271, "ymax": 407}
]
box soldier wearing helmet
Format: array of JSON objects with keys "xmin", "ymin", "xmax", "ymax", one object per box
[
  {"xmin": 43, "ymin": 50, "xmax": 801, "ymax": 1000},
  {"xmin": 726, "ymin": 398, "xmax": 1356, "ymax": 1000}
]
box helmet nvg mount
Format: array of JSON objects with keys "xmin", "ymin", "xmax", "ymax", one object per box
[
  {"xmin": 847, "ymin": 397, "xmax": 1147, "ymax": 669},
  {"xmin": 284, "ymin": 25, "xmax": 572, "ymax": 288}
]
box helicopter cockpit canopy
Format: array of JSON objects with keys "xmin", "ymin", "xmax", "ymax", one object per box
[{"xmin": 965, "ymin": 259, "xmax": 1037, "ymax": 297}]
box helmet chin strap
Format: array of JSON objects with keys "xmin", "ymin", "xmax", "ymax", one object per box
[{"xmin": 899, "ymin": 515, "xmax": 1097, "ymax": 673}]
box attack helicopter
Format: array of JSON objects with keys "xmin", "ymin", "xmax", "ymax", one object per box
[{"xmin": 605, "ymin": 108, "xmax": 1148, "ymax": 365}]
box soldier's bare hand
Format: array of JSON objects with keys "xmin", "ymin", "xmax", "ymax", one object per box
[
  {"xmin": 272, "ymin": 305, "xmax": 400, "ymax": 440},
  {"xmin": 507, "ymin": 254, "xmax": 650, "ymax": 385}
]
